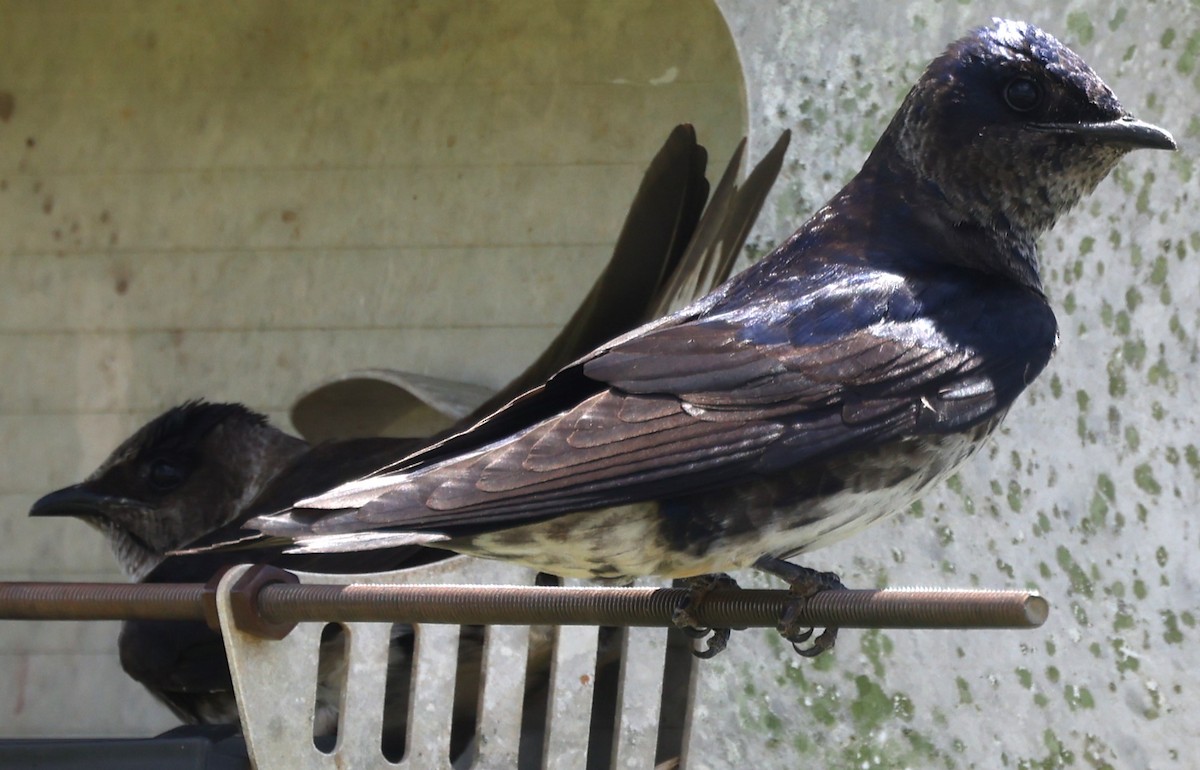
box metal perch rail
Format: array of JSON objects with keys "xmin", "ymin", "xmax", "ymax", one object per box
[
  {"xmin": 1, "ymin": 563, "xmax": 1050, "ymax": 769},
  {"xmin": 0, "ymin": 564, "xmax": 1048, "ymax": 637}
]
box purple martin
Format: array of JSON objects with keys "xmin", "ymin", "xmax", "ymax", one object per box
[
  {"xmin": 28, "ymin": 403, "xmax": 424, "ymax": 741},
  {"xmin": 28, "ymin": 401, "xmax": 494, "ymax": 760},
  {"xmin": 227, "ymin": 20, "xmax": 1175, "ymax": 656}
]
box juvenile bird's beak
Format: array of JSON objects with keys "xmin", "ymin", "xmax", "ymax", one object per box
[
  {"xmin": 1031, "ymin": 116, "xmax": 1177, "ymax": 151},
  {"xmin": 29, "ymin": 485, "xmax": 137, "ymax": 519}
]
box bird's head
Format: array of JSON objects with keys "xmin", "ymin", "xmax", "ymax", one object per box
[
  {"xmin": 876, "ymin": 18, "xmax": 1174, "ymax": 245},
  {"xmin": 30, "ymin": 401, "xmax": 308, "ymax": 580}
]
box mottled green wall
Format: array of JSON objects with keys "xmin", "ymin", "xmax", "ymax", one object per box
[{"xmin": 699, "ymin": 1, "xmax": 1198, "ymax": 767}]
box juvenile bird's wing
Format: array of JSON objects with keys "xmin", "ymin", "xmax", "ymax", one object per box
[
  {"xmin": 460, "ymin": 124, "xmax": 711, "ymax": 423},
  {"xmin": 118, "ymin": 618, "xmax": 234, "ymax": 723},
  {"xmin": 646, "ymin": 130, "xmax": 790, "ymax": 319},
  {"xmin": 462, "ymin": 127, "xmax": 789, "ymax": 424},
  {"xmin": 256, "ymin": 269, "xmax": 1056, "ymax": 540}
]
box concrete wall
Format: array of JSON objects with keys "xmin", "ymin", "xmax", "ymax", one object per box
[{"xmin": 4, "ymin": 0, "xmax": 1199, "ymax": 767}]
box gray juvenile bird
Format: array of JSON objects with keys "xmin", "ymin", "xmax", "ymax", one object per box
[
  {"xmin": 30, "ymin": 402, "xmax": 481, "ymax": 759},
  {"xmin": 227, "ymin": 20, "xmax": 1175, "ymax": 656},
  {"xmin": 31, "ymin": 125, "xmax": 785, "ymax": 744}
]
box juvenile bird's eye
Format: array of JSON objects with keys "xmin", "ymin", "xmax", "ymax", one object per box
[
  {"xmin": 146, "ymin": 459, "xmax": 187, "ymax": 492},
  {"xmin": 1003, "ymin": 77, "xmax": 1041, "ymax": 112}
]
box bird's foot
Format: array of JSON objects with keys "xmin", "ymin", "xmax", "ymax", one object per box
[
  {"xmin": 754, "ymin": 556, "xmax": 844, "ymax": 658},
  {"xmin": 671, "ymin": 573, "xmax": 739, "ymax": 659}
]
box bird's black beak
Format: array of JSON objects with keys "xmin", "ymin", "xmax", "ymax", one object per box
[
  {"xmin": 29, "ymin": 484, "xmax": 128, "ymax": 519},
  {"xmin": 1030, "ymin": 116, "xmax": 1177, "ymax": 151}
]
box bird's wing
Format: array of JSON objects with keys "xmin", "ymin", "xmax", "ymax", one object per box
[{"xmin": 260, "ymin": 271, "xmax": 1055, "ymax": 538}]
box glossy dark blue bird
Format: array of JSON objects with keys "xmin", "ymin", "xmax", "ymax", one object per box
[{"xmin": 226, "ymin": 20, "xmax": 1176, "ymax": 656}]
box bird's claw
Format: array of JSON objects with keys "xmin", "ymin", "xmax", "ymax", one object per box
[
  {"xmin": 754, "ymin": 557, "xmax": 844, "ymax": 658},
  {"xmin": 690, "ymin": 627, "xmax": 731, "ymax": 659},
  {"xmin": 671, "ymin": 573, "xmax": 739, "ymax": 659},
  {"xmin": 778, "ymin": 602, "xmax": 837, "ymax": 658}
]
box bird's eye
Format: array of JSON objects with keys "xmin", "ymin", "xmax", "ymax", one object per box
[
  {"xmin": 1003, "ymin": 77, "xmax": 1042, "ymax": 113},
  {"xmin": 146, "ymin": 459, "xmax": 187, "ymax": 492}
]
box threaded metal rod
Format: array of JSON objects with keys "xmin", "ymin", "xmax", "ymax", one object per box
[
  {"xmin": 259, "ymin": 584, "xmax": 1047, "ymax": 629},
  {"xmin": 0, "ymin": 580, "xmax": 1047, "ymax": 629},
  {"xmin": 0, "ymin": 582, "xmax": 207, "ymax": 621}
]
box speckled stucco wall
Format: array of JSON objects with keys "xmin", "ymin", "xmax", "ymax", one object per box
[{"xmin": 691, "ymin": 1, "xmax": 1198, "ymax": 767}]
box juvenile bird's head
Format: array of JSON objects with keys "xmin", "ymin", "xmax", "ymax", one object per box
[
  {"xmin": 874, "ymin": 18, "xmax": 1174, "ymax": 256},
  {"xmin": 30, "ymin": 401, "xmax": 308, "ymax": 579}
]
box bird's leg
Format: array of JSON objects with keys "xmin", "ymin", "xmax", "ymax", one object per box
[
  {"xmin": 753, "ymin": 556, "xmax": 844, "ymax": 658},
  {"xmin": 671, "ymin": 573, "xmax": 740, "ymax": 659}
]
